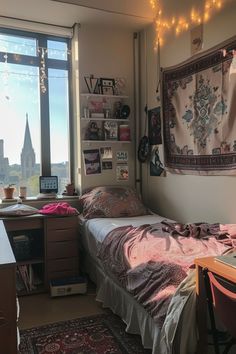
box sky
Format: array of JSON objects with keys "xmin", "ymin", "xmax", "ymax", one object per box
[{"xmin": 0, "ymin": 34, "xmax": 69, "ymax": 165}]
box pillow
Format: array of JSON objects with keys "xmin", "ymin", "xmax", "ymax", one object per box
[
  {"xmin": 79, "ymin": 186, "xmax": 148, "ymax": 219},
  {"xmin": 0, "ymin": 203, "xmax": 39, "ymax": 216}
]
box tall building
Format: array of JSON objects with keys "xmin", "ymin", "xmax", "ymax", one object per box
[
  {"xmin": 21, "ymin": 113, "xmax": 36, "ymax": 179},
  {"xmin": 0, "ymin": 139, "xmax": 9, "ymax": 183}
]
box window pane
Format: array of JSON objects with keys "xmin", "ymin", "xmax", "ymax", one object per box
[
  {"xmin": 48, "ymin": 68, "xmax": 70, "ymax": 194},
  {"xmin": 0, "ymin": 62, "xmax": 40, "ymax": 199},
  {"xmin": 47, "ymin": 40, "xmax": 68, "ymax": 61},
  {"xmin": 0, "ymin": 34, "xmax": 37, "ymax": 56}
]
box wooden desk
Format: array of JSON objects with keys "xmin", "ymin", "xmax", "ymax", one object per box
[
  {"xmin": 195, "ymin": 256, "xmax": 236, "ymax": 353},
  {"xmin": 0, "ymin": 221, "xmax": 17, "ymax": 354}
]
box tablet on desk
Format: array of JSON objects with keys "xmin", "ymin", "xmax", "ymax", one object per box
[
  {"xmin": 215, "ymin": 253, "xmax": 236, "ymax": 269},
  {"xmin": 37, "ymin": 176, "xmax": 58, "ymax": 199}
]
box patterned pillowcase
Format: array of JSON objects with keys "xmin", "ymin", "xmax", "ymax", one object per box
[{"xmin": 79, "ymin": 186, "xmax": 148, "ymax": 219}]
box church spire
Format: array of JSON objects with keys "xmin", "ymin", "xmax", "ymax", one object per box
[
  {"xmin": 21, "ymin": 113, "xmax": 36, "ymax": 179},
  {"xmin": 22, "ymin": 113, "xmax": 33, "ymax": 152}
]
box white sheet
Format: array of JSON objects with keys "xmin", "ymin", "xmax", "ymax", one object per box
[{"xmin": 80, "ymin": 214, "xmax": 170, "ymax": 260}]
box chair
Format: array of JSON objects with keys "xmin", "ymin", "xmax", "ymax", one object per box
[{"xmin": 203, "ymin": 268, "xmax": 236, "ymax": 354}]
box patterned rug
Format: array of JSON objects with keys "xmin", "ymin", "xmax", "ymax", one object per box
[{"xmin": 19, "ymin": 313, "xmax": 151, "ymax": 354}]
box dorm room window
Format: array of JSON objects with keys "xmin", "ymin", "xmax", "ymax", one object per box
[{"xmin": 0, "ymin": 28, "xmax": 71, "ymax": 198}]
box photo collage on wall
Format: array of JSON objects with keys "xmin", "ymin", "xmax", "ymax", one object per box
[{"xmin": 83, "ymin": 148, "xmax": 129, "ymax": 180}]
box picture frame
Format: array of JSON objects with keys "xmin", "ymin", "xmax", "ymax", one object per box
[
  {"xmin": 116, "ymin": 165, "xmax": 129, "ymax": 181},
  {"xmin": 104, "ymin": 121, "xmax": 118, "ymax": 140},
  {"xmin": 100, "ymin": 78, "xmax": 115, "ymax": 95},
  {"xmin": 83, "ymin": 149, "xmax": 101, "ymax": 175},
  {"xmin": 148, "ymin": 107, "xmax": 162, "ymax": 145}
]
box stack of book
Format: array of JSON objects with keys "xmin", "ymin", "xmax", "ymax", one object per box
[{"xmin": 16, "ymin": 264, "xmax": 42, "ymax": 293}]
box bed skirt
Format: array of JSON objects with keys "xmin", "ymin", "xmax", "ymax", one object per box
[
  {"xmin": 84, "ymin": 254, "xmax": 161, "ymax": 353},
  {"xmin": 84, "ymin": 254, "xmax": 198, "ymax": 354}
]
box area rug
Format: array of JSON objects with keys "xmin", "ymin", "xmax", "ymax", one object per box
[{"xmin": 19, "ymin": 313, "xmax": 151, "ymax": 354}]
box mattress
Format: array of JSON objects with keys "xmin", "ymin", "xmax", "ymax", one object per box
[{"xmin": 80, "ymin": 214, "xmax": 169, "ymax": 261}]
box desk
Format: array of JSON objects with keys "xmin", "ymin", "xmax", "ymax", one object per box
[
  {"xmin": 2, "ymin": 214, "xmax": 79, "ymax": 295},
  {"xmin": 195, "ymin": 256, "xmax": 236, "ymax": 353}
]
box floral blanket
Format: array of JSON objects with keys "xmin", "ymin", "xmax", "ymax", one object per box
[{"xmin": 97, "ymin": 222, "xmax": 234, "ymax": 327}]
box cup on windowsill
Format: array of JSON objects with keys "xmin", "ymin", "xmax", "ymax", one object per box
[{"xmin": 19, "ymin": 186, "xmax": 27, "ymax": 199}]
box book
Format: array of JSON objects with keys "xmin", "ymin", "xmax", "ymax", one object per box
[
  {"xmin": 104, "ymin": 121, "xmax": 118, "ymax": 140},
  {"xmin": 215, "ymin": 252, "xmax": 236, "ymax": 269}
]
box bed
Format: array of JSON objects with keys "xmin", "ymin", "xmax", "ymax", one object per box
[{"xmin": 78, "ymin": 186, "xmax": 235, "ymax": 354}]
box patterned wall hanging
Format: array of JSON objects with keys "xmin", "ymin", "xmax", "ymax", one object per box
[{"xmin": 162, "ymin": 36, "xmax": 236, "ymax": 175}]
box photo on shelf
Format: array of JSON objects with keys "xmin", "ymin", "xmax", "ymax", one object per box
[
  {"xmin": 83, "ymin": 149, "xmax": 101, "ymax": 175},
  {"xmin": 84, "ymin": 121, "xmax": 104, "ymax": 141},
  {"xmin": 100, "ymin": 147, "xmax": 113, "ymax": 159},
  {"xmin": 100, "ymin": 78, "xmax": 115, "ymax": 95},
  {"xmin": 104, "ymin": 121, "xmax": 118, "ymax": 140},
  {"xmin": 114, "ymin": 77, "xmax": 127, "ymax": 95},
  {"xmin": 116, "ymin": 164, "xmax": 129, "ymax": 181},
  {"xmin": 102, "ymin": 161, "xmax": 113, "ymax": 170}
]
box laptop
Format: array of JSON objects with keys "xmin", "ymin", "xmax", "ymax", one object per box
[{"xmin": 215, "ymin": 252, "xmax": 236, "ymax": 269}]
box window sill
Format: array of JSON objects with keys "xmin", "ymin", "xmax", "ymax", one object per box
[{"xmin": 0, "ymin": 195, "xmax": 79, "ymax": 210}]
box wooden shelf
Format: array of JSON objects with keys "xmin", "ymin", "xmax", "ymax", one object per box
[
  {"xmin": 17, "ymin": 258, "xmax": 44, "ymax": 266},
  {"xmin": 80, "ymin": 93, "xmax": 128, "ymax": 99},
  {"xmin": 82, "ymin": 140, "xmax": 131, "ymax": 144},
  {"xmin": 81, "ymin": 117, "xmax": 130, "ymax": 122}
]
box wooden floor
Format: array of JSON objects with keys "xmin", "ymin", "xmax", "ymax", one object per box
[{"xmin": 18, "ymin": 282, "xmax": 105, "ymax": 330}]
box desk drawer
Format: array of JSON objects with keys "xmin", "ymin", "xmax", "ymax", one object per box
[
  {"xmin": 47, "ymin": 240, "xmax": 78, "ymax": 259},
  {"xmin": 47, "ymin": 229, "xmax": 77, "ymax": 242},
  {"xmin": 48, "ymin": 269, "xmax": 78, "ymax": 281},
  {"xmin": 47, "ymin": 257, "xmax": 78, "ymax": 273},
  {"xmin": 46, "ymin": 217, "xmax": 78, "ymax": 231},
  {"xmin": 3, "ymin": 217, "xmax": 43, "ymax": 231}
]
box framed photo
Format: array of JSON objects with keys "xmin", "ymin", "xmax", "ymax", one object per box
[
  {"xmin": 104, "ymin": 121, "xmax": 118, "ymax": 140},
  {"xmin": 100, "ymin": 78, "xmax": 115, "ymax": 95},
  {"xmin": 148, "ymin": 107, "xmax": 162, "ymax": 145},
  {"xmin": 116, "ymin": 165, "xmax": 129, "ymax": 181},
  {"xmin": 83, "ymin": 149, "xmax": 101, "ymax": 175},
  {"xmin": 100, "ymin": 147, "xmax": 113, "ymax": 159},
  {"xmin": 102, "ymin": 161, "xmax": 113, "ymax": 170}
]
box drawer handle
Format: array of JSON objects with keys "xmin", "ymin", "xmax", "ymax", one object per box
[{"xmin": 0, "ymin": 312, "xmax": 7, "ymax": 327}]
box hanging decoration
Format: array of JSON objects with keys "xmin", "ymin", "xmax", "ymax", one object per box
[
  {"xmin": 38, "ymin": 47, "xmax": 47, "ymax": 94},
  {"xmin": 0, "ymin": 37, "xmax": 71, "ymax": 95},
  {"xmin": 162, "ymin": 36, "xmax": 236, "ymax": 175},
  {"xmin": 150, "ymin": 0, "xmax": 225, "ymax": 47}
]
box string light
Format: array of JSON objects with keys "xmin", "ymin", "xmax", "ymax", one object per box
[
  {"xmin": 150, "ymin": 0, "xmax": 225, "ymax": 47},
  {"xmin": 0, "ymin": 38, "xmax": 71, "ymax": 94}
]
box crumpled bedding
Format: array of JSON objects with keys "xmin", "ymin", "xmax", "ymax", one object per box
[{"xmin": 97, "ymin": 221, "xmax": 233, "ymax": 327}]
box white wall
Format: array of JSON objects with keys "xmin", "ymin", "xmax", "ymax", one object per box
[
  {"xmin": 142, "ymin": 1, "xmax": 236, "ymax": 223},
  {"xmin": 76, "ymin": 24, "xmax": 135, "ymax": 191}
]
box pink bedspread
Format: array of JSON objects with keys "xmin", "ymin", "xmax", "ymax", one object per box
[{"xmin": 97, "ymin": 222, "xmax": 234, "ymax": 327}]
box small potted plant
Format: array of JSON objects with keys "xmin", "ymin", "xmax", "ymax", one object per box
[{"xmin": 2, "ymin": 184, "xmax": 15, "ymax": 199}]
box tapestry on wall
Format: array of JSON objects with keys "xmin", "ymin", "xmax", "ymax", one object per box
[{"xmin": 162, "ymin": 37, "xmax": 236, "ymax": 175}]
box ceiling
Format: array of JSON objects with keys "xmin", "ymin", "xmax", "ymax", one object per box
[{"xmin": 0, "ymin": 0, "xmax": 154, "ymax": 31}]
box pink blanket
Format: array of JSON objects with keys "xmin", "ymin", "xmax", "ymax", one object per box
[{"xmin": 97, "ymin": 222, "xmax": 234, "ymax": 327}]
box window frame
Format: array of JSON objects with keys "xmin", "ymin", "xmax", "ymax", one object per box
[{"xmin": 0, "ymin": 26, "xmax": 73, "ymax": 182}]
